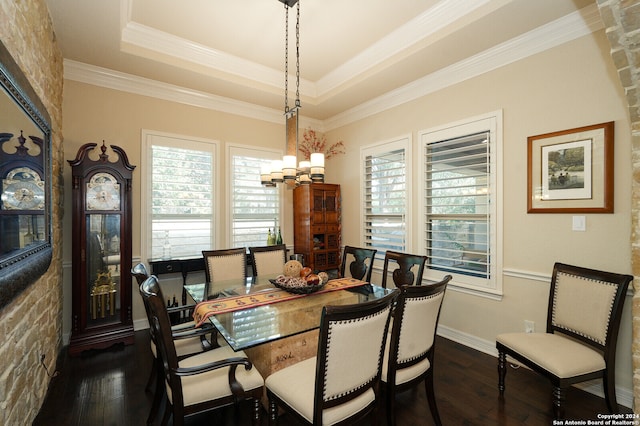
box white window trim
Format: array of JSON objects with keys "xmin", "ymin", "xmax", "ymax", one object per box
[
  {"xmin": 140, "ymin": 129, "xmax": 220, "ymax": 264},
  {"xmin": 225, "ymin": 143, "xmax": 283, "ymax": 248},
  {"xmin": 418, "ymin": 111, "xmax": 503, "ymax": 298},
  {"xmin": 359, "ymin": 134, "xmax": 412, "ymax": 260}
]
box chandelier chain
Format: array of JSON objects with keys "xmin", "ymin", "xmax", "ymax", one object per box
[
  {"xmin": 295, "ymin": 1, "xmax": 300, "ymax": 108},
  {"xmin": 284, "ymin": 2, "xmax": 289, "ymax": 113}
]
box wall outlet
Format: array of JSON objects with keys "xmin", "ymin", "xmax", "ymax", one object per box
[{"xmin": 524, "ymin": 320, "xmax": 535, "ymax": 333}]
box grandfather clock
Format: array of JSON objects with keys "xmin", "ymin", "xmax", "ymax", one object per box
[{"xmin": 68, "ymin": 142, "xmax": 135, "ymax": 355}]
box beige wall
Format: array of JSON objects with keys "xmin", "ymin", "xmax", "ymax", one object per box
[
  {"xmin": 60, "ymin": 82, "xmax": 296, "ymax": 333},
  {"xmin": 0, "ymin": 0, "xmax": 64, "ymax": 424},
  {"xmin": 326, "ymin": 30, "xmax": 634, "ymax": 402},
  {"xmin": 59, "ymin": 26, "xmax": 634, "ymax": 408}
]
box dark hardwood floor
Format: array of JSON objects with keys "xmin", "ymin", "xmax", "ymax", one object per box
[{"xmin": 34, "ymin": 331, "xmax": 631, "ymax": 425}]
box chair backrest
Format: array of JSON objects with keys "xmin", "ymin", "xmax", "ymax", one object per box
[
  {"xmin": 340, "ymin": 246, "xmax": 377, "ymax": 282},
  {"xmin": 381, "ymin": 250, "xmax": 428, "ymax": 288},
  {"xmin": 312, "ymin": 290, "xmax": 397, "ymax": 424},
  {"xmin": 385, "ymin": 275, "xmax": 451, "ymax": 385},
  {"xmin": 202, "ymin": 248, "xmax": 247, "ymax": 284},
  {"xmin": 139, "ymin": 275, "xmax": 183, "ymax": 403},
  {"xmin": 132, "ymin": 263, "xmax": 152, "ymax": 325},
  {"xmin": 132, "ymin": 262, "xmax": 149, "ymax": 285},
  {"xmin": 249, "ymin": 244, "xmax": 287, "ymax": 276},
  {"xmin": 547, "ymin": 263, "xmax": 632, "ymax": 357}
]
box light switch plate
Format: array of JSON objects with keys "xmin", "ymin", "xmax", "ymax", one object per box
[{"xmin": 572, "ymin": 215, "xmax": 586, "ymax": 231}]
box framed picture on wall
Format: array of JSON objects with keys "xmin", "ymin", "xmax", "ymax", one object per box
[{"xmin": 527, "ymin": 121, "xmax": 614, "ymax": 213}]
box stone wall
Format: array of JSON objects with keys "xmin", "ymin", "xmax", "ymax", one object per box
[
  {"xmin": 596, "ymin": 0, "xmax": 640, "ymax": 414},
  {"xmin": 0, "ymin": 0, "xmax": 64, "ymax": 424}
]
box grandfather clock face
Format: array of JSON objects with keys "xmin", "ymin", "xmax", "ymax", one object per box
[
  {"xmin": 1, "ymin": 167, "xmax": 45, "ymax": 211},
  {"xmin": 86, "ymin": 172, "xmax": 120, "ymax": 211}
]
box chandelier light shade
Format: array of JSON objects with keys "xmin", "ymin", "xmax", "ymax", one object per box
[{"xmin": 263, "ymin": 0, "xmax": 325, "ymax": 187}]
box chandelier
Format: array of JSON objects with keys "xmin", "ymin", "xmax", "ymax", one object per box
[{"xmin": 261, "ymin": 0, "xmax": 325, "ymax": 187}]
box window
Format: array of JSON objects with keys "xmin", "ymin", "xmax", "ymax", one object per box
[
  {"xmin": 141, "ymin": 131, "xmax": 218, "ymax": 261},
  {"xmin": 420, "ymin": 113, "xmax": 502, "ymax": 294},
  {"xmin": 228, "ymin": 145, "xmax": 281, "ymax": 248},
  {"xmin": 361, "ymin": 136, "xmax": 411, "ymax": 258}
]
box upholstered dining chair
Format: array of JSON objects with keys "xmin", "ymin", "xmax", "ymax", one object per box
[
  {"xmin": 381, "ymin": 250, "xmax": 428, "ymax": 288},
  {"xmin": 265, "ymin": 290, "xmax": 398, "ymax": 425},
  {"xmin": 496, "ymin": 263, "xmax": 632, "ymax": 420},
  {"xmin": 140, "ymin": 275, "xmax": 264, "ymax": 426},
  {"xmin": 339, "ymin": 246, "xmax": 377, "ymax": 282},
  {"xmin": 381, "ymin": 275, "xmax": 451, "ymax": 426},
  {"xmin": 202, "ymin": 247, "xmax": 247, "ymax": 293},
  {"xmin": 132, "ymin": 263, "xmax": 216, "ymax": 425},
  {"xmin": 249, "ymin": 244, "xmax": 287, "ymax": 276}
]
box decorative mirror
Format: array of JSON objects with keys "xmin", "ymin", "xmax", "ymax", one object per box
[{"xmin": 0, "ymin": 41, "xmax": 52, "ymax": 307}]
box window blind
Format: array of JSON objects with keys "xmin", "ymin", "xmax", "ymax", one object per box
[
  {"xmin": 364, "ymin": 148, "xmax": 406, "ymax": 256},
  {"xmin": 425, "ymin": 131, "xmax": 490, "ymax": 278},
  {"xmin": 150, "ymin": 144, "xmax": 214, "ymax": 259},
  {"xmin": 231, "ymin": 154, "xmax": 280, "ymax": 248}
]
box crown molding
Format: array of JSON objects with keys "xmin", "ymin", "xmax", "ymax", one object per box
[
  {"xmin": 65, "ymin": 4, "xmax": 601, "ymax": 130},
  {"xmin": 64, "ymin": 60, "xmax": 284, "ymax": 124},
  {"xmin": 324, "ymin": 3, "xmax": 602, "ymax": 130},
  {"xmin": 121, "ymin": 21, "xmax": 317, "ymax": 97},
  {"xmin": 317, "ymin": 0, "xmax": 494, "ymax": 95},
  {"xmin": 118, "ymin": 0, "xmax": 488, "ymax": 100}
]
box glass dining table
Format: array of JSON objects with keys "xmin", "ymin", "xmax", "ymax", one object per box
[{"xmin": 184, "ymin": 274, "xmax": 393, "ymax": 353}]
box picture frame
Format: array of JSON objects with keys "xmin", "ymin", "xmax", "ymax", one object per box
[{"xmin": 527, "ymin": 121, "xmax": 614, "ymax": 213}]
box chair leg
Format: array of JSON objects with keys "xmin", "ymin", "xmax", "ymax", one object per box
[
  {"xmin": 268, "ymin": 397, "xmax": 279, "ymax": 426},
  {"xmin": 385, "ymin": 385, "xmax": 396, "ymax": 426},
  {"xmin": 160, "ymin": 402, "xmax": 171, "ymax": 426},
  {"xmin": 145, "ymin": 357, "xmax": 157, "ymax": 392},
  {"xmin": 424, "ymin": 370, "xmax": 442, "ymax": 426},
  {"xmin": 147, "ymin": 360, "xmax": 164, "ymax": 425},
  {"xmin": 370, "ymin": 400, "xmax": 380, "ymax": 426},
  {"xmin": 603, "ymin": 370, "xmax": 619, "ymax": 414},
  {"xmin": 552, "ymin": 386, "xmax": 566, "ymax": 420},
  {"xmin": 498, "ymin": 351, "xmax": 506, "ymax": 394}
]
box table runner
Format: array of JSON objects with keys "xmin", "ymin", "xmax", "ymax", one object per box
[{"xmin": 193, "ymin": 278, "xmax": 367, "ymax": 327}]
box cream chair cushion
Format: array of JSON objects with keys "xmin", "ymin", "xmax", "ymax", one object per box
[
  {"xmin": 253, "ymin": 249, "xmax": 286, "ymax": 276},
  {"xmin": 266, "ymin": 303, "xmax": 389, "ymax": 425},
  {"xmin": 166, "ymin": 345, "xmax": 263, "ymax": 407},
  {"xmin": 206, "ymin": 252, "xmax": 245, "ymax": 282},
  {"xmin": 381, "ymin": 332, "xmax": 431, "ymax": 385},
  {"xmin": 265, "ymin": 357, "xmax": 376, "ymax": 425},
  {"xmin": 381, "ymin": 292, "xmax": 443, "ymax": 385},
  {"xmin": 552, "ymin": 272, "xmax": 617, "ymax": 345},
  {"xmin": 151, "ymin": 334, "xmax": 206, "ymax": 359},
  {"xmin": 496, "ymin": 332, "xmax": 605, "ymax": 378},
  {"xmin": 150, "ymin": 320, "xmax": 210, "ymax": 358}
]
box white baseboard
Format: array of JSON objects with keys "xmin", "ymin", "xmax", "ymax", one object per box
[
  {"xmin": 134, "ymin": 318, "xmax": 150, "ymax": 331},
  {"xmin": 436, "ymin": 324, "xmax": 633, "ymax": 409}
]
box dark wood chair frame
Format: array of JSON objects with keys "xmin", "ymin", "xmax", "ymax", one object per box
[
  {"xmin": 248, "ymin": 244, "xmax": 287, "ymax": 276},
  {"xmin": 140, "ymin": 275, "xmax": 263, "ymax": 426},
  {"xmin": 339, "ymin": 246, "xmax": 377, "ymax": 282},
  {"xmin": 382, "ymin": 275, "xmax": 451, "ymax": 426},
  {"xmin": 132, "ymin": 264, "xmax": 215, "ymax": 425},
  {"xmin": 381, "ymin": 250, "xmax": 428, "ymax": 288},
  {"xmin": 267, "ymin": 290, "xmax": 398, "ymax": 425},
  {"xmin": 202, "ymin": 247, "xmax": 247, "ymax": 287},
  {"xmin": 496, "ymin": 262, "xmax": 632, "ymax": 420}
]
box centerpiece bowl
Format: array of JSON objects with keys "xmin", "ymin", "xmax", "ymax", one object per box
[{"xmin": 270, "ymin": 276, "xmax": 326, "ymax": 294}]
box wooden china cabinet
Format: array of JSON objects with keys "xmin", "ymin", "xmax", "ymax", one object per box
[
  {"xmin": 293, "ymin": 183, "xmax": 341, "ymax": 273},
  {"xmin": 68, "ymin": 142, "xmax": 135, "ymax": 355}
]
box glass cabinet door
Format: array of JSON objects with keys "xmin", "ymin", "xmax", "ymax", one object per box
[{"xmin": 85, "ymin": 213, "xmax": 121, "ymax": 325}]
